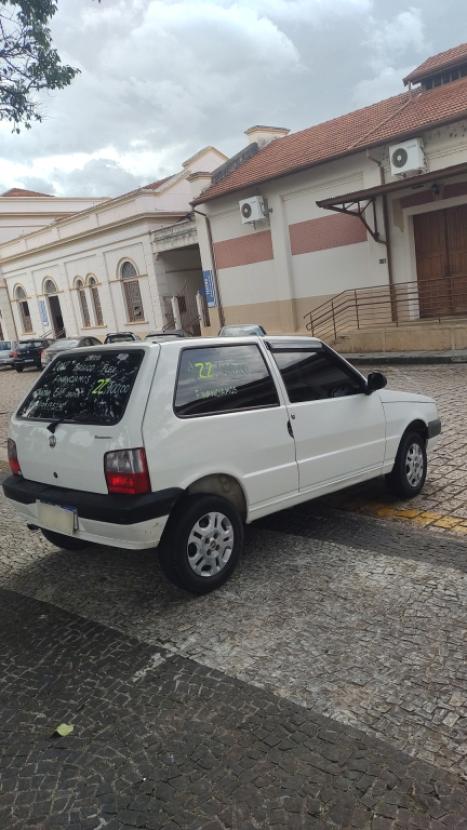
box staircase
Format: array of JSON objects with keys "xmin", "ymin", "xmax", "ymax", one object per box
[{"xmin": 304, "ymin": 279, "xmax": 467, "ymax": 353}]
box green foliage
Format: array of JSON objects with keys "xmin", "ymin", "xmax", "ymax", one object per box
[{"xmin": 0, "ymin": 0, "xmax": 79, "ymax": 131}]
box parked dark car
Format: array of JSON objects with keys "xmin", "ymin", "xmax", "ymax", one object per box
[
  {"xmin": 11, "ymin": 339, "xmax": 53, "ymax": 372},
  {"xmin": 104, "ymin": 332, "xmax": 140, "ymax": 344},
  {"xmin": 41, "ymin": 336, "xmax": 102, "ymax": 367}
]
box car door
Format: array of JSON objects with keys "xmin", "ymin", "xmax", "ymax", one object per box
[
  {"xmin": 271, "ymin": 344, "xmax": 386, "ymax": 494},
  {"xmin": 143, "ymin": 342, "xmax": 299, "ymax": 515}
]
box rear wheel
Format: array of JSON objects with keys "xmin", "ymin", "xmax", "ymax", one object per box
[
  {"xmin": 15, "ymin": 367, "xmax": 23, "ymax": 373},
  {"xmin": 386, "ymin": 430, "xmax": 427, "ymax": 498},
  {"xmin": 41, "ymin": 529, "xmax": 90, "ymax": 551},
  {"xmin": 159, "ymin": 494, "xmax": 244, "ymax": 594}
]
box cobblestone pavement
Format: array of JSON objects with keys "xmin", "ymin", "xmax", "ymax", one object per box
[
  {"xmin": 2, "ymin": 485, "xmax": 467, "ymax": 826},
  {"xmin": 1, "ymin": 363, "xmax": 467, "ymax": 534},
  {"xmin": 4, "ymin": 587, "xmax": 467, "ymax": 830}
]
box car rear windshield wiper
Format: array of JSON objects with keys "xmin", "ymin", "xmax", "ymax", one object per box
[{"xmin": 46, "ymin": 399, "xmax": 79, "ymax": 433}]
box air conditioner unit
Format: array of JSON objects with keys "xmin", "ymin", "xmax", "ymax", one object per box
[
  {"xmin": 389, "ymin": 138, "xmax": 427, "ymax": 177},
  {"xmin": 239, "ymin": 196, "xmax": 267, "ymax": 224}
]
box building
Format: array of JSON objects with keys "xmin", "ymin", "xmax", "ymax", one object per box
[
  {"xmin": 0, "ymin": 147, "xmax": 226, "ymax": 341},
  {"xmin": 193, "ymin": 42, "xmax": 467, "ymax": 350}
]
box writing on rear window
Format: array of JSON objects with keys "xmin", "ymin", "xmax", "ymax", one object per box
[
  {"xmin": 18, "ymin": 350, "xmax": 143, "ymax": 425},
  {"xmin": 174, "ymin": 345, "xmax": 279, "ymax": 417}
]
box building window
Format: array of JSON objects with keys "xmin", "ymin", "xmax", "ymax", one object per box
[
  {"xmin": 120, "ymin": 260, "xmax": 144, "ymax": 322},
  {"xmin": 44, "ymin": 278, "xmax": 57, "ymax": 296},
  {"xmin": 15, "ymin": 286, "xmax": 33, "ymax": 333},
  {"xmin": 88, "ymin": 276, "xmax": 104, "ymax": 326},
  {"xmin": 75, "ymin": 278, "xmax": 91, "ymax": 327}
]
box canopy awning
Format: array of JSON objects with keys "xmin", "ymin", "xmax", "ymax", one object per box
[{"xmin": 316, "ymin": 161, "xmax": 467, "ymax": 242}]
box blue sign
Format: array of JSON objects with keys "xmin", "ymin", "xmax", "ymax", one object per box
[
  {"xmin": 38, "ymin": 299, "xmax": 49, "ymax": 326},
  {"xmin": 202, "ymin": 269, "xmax": 217, "ymax": 308}
]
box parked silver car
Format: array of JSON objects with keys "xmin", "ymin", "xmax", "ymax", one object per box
[
  {"xmin": 41, "ymin": 336, "xmax": 102, "ymax": 367},
  {"xmin": 0, "ymin": 339, "xmax": 17, "ymax": 368}
]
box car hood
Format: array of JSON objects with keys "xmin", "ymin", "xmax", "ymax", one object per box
[{"xmin": 378, "ymin": 388, "xmax": 435, "ymax": 405}]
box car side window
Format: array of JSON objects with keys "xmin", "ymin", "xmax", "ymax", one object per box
[
  {"xmin": 174, "ymin": 344, "xmax": 279, "ymax": 417},
  {"xmin": 273, "ymin": 349, "xmax": 364, "ymax": 402}
]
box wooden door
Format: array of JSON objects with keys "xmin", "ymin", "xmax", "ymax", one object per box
[
  {"xmin": 413, "ymin": 211, "xmax": 450, "ymax": 317},
  {"xmin": 445, "ymin": 204, "xmax": 467, "ymax": 314}
]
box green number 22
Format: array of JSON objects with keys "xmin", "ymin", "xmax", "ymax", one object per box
[
  {"xmin": 91, "ymin": 378, "xmax": 111, "ymax": 395},
  {"xmin": 194, "ymin": 361, "xmax": 213, "ymax": 379}
]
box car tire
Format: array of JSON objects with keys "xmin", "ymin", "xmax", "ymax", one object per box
[
  {"xmin": 159, "ymin": 494, "xmax": 244, "ymax": 594},
  {"xmin": 386, "ymin": 430, "xmax": 427, "ymax": 499},
  {"xmin": 15, "ymin": 367, "xmax": 23, "ymax": 373},
  {"xmin": 41, "ymin": 529, "xmax": 90, "ymax": 551}
]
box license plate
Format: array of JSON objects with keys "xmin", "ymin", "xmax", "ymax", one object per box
[{"xmin": 37, "ymin": 501, "xmax": 78, "ymax": 534}]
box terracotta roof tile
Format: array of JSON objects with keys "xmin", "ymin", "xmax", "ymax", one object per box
[
  {"xmin": 1, "ymin": 187, "xmax": 53, "ymax": 197},
  {"xmin": 143, "ymin": 175, "xmax": 174, "ymax": 191},
  {"xmin": 196, "ymin": 77, "xmax": 467, "ymax": 204},
  {"xmin": 404, "ymin": 42, "xmax": 467, "ymax": 85}
]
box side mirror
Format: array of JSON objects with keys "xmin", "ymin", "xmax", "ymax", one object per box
[{"xmin": 366, "ymin": 371, "xmax": 387, "ymax": 394}]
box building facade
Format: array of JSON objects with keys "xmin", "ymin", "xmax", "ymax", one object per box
[
  {"xmin": 0, "ymin": 148, "xmax": 226, "ymax": 341},
  {"xmin": 193, "ymin": 43, "xmax": 467, "ymax": 346}
]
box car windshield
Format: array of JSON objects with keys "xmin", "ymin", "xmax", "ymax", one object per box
[
  {"xmin": 49, "ymin": 339, "xmax": 80, "ymax": 349},
  {"xmin": 18, "ymin": 350, "xmax": 144, "ymax": 425},
  {"xmin": 0, "ymin": 341, "xmax": 11, "ymax": 350},
  {"xmin": 221, "ymin": 326, "xmax": 263, "ymax": 336},
  {"xmin": 106, "ymin": 335, "xmax": 134, "ymax": 343}
]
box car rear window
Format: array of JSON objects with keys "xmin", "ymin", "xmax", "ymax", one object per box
[
  {"xmin": 174, "ymin": 344, "xmax": 279, "ymax": 417},
  {"xmin": 18, "ymin": 341, "xmax": 43, "ymax": 350},
  {"xmin": 0, "ymin": 341, "xmax": 11, "ymax": 350},
  {"xmin": 18, "ymin": 350, "xmax": 144, "ymax": 425}
]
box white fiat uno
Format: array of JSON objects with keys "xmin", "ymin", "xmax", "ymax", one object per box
[{"xmin": 3, "ymin": 337, "xmax": 440, "ymax": 593}]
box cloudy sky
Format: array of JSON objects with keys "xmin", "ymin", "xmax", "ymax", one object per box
[{"xmin": 0, "ymin": 0, "xmax": 464, "ymax": 196}]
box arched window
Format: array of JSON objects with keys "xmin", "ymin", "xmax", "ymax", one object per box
[
  {"xmin": 120, "ymin": 260, "xmax": 144, "ymax": 322},
  {"xmin": 87, "ymin": 276, "xmax": 104, "ymax": 326},
  {"xmin": 75, "ymin": 278, "xmax": 90, "ymax": 327},
  {"xmin": 44, "ymin": 278, "xmax": 57, "ymax": 295},
  {"xmin": 15, "ymin": 285, "xmax": 33, "ymax": 333}
]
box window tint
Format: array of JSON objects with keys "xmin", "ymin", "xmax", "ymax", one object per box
[
  {"xmin": 174, "ymin": 345, "xmax": 279, "ymax": 417},
  {"xmin": 273, "ymin": 349, "xmax": 363, "ymax": 402},
  {"xmin": 18, "ymin": 350, "xmax": 144, "ymax": 425},
  {"xmin": 0, "ymin": 341, "xmax": 11, "ymax": 349}
]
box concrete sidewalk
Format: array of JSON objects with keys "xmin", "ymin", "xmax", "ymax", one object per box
[{"xmin": 344, "ymin": 349, "xmax": 467, "ymax": 364}]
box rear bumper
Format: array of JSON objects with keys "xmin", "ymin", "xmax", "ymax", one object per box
[{"xmin": 2, "ymin": 476, "xmax": 182, "ymax": 549}]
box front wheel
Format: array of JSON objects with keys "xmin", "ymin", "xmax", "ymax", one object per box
[
  {"xmin": 41, "ymin": 528, "xmax": 90, "ymax": 550},
  {"xmin": 159, "ymin": 494, "xmax": 244, "ymax": 594},
  {"xmin": 386, "ymin": 430, "xmax": 427, "ymax": 498}
]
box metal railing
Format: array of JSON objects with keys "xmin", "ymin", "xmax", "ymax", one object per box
[{"xmin": 304, "ymin": 276, "xmax": 467, "ymax": 342}]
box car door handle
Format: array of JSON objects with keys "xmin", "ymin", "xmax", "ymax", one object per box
[{"xmin": 287, "ymin": 419, "xmax": 294, "ymax": 438}]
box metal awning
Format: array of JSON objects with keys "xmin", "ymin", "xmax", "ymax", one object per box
[{"xmin": 316, "ymin": 161, "xmax": 467, "ymax": 243}]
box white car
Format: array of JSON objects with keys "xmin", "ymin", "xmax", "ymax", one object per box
[{"xmin": 3, "ymin": 336, "xmax": 440, "ymax": 594}]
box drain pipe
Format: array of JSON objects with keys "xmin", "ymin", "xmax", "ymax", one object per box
[
  {"xmin": 192, "ymin": 208, "xmax": 225, "ymax": 328},
  {"xmin": 366, "ymin": 151, "xmax": 397, "ymax": 321}
]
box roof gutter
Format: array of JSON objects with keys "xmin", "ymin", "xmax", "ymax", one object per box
[{"xmin": 192, "ymin": 208, "xmax": 225, "ymax": 327}]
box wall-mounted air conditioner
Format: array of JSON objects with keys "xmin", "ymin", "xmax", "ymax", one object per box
[
  {"xmin": 239, "ymin": 196, "xmax": 267, "ymax": 224},
  {"xmin": 389, "ymin": 138, "xmax": 427, "ymax": 177}
]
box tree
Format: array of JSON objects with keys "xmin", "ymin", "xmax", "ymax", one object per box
[{"xmin": 0, "ymin": 0, "xmax": 78, "ymax": 131}]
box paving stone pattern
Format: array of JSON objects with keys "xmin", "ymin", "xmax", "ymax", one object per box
[{"xmin": 2, "ymin": 587, "xmax": 467, "ymax": 829}]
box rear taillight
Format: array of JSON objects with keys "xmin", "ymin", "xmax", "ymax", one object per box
[
  {"xmin": 7, "ymin": 438, "xmax": 21, "ymax": 476},
  {"xmin": 104, "ymin": 448, "xmax": 151, "ymax": 495},
  {"xmin": 10, "ymin": 351, "xmax": 17, "ymax": 358}
]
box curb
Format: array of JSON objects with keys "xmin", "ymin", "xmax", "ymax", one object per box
[{"xmin": 343, "ymin": 352, "xmax": 467, "ymax": 365}]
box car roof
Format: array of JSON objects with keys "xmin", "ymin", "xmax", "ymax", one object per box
[{"xmin": 65, "ymin": 334, "xmax": 323, "ymax": 353}]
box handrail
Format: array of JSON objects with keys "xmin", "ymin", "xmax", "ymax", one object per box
[{"xmin": 304, "ymin": 276, "xmax": 467, "ymax": 341}]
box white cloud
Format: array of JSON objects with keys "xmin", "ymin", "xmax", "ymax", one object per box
[{"xmin": 365, "ymin": 7, "xmax": 428, "ymax": 72}]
